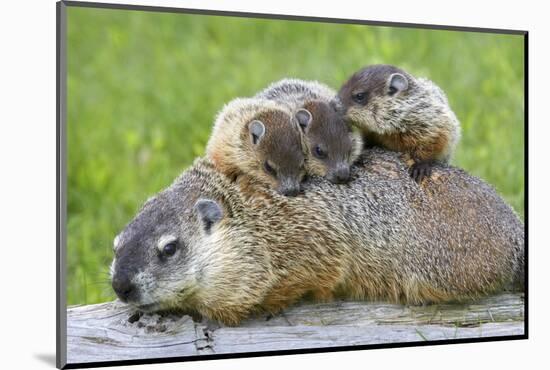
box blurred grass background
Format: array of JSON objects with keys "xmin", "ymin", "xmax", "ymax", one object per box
[{"xmin": 66, "ymin": 7, "xmax": 525, "ymax": 305}]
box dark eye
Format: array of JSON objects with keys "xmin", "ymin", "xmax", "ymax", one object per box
[
  {"xmin": 162, "ymin": 242, "xmax": 177, "ymax": 257},
  {"xmin": 352, "ymin": 92, "xmax": 367, "ymax": 105},
  {"xmin": 314, "ymin": 145, "xmax": 327, "ymax": 159},
  {"xmin": 264, "ymin": 161, "xmax": 277, "ymax": 177}
]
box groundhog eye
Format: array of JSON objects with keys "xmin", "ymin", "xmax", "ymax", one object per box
[
  {"xmin": 314, "ymin": 145, "xmax": 327, "ymax": 159},
  {"xmin": 264, "ymin": 161, "xmax": 277, "ymax": 177},
  {"xmin": 352, "ymin": 92, "xmax": 367, "ymax": 104},
  {"xmin": 162, "ymin": 242, "xmax": 177, "ymax": 257}
]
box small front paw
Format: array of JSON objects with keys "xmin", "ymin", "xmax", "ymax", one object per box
[{"xmin": 409, "ymin": 160, "xmax": 434, "ymax": 183}]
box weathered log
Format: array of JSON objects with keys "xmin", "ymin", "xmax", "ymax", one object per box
[{"xmin": 66, "ymin": 293, "xmax": 524, "ymax": 364}]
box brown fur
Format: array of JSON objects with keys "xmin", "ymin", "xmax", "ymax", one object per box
[
  {"xmin": 206, "ymin": 98, "xmax": 306, "ymax": 195},
  {"xmin": 338, "ymin": 64, "xmax": 461, "ymax": 164},
  {"xmin": 256, "ymin": 79, "xmax": 363, "ymax": 183},
  {"xmin": 377, "ymin": 130, "xmax": 450, "ymax": 161},
  {"xmin": 301, "ymin": 100, "xmax": 363, "ymax": 179},
  {"xmin": 112, "ymin": 149, "xmax": 524, "ymax": 325}
]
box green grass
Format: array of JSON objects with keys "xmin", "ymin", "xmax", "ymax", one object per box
[{"xmin": 66, "ymin": 7, "xmax": 525, "ymax": 305}]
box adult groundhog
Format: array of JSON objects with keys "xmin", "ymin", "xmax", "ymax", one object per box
[
  {"xmin": 111, "ymin": 149, "xmax": 523, "ymax": 326},
  {"xmin": 257, "ymin": 79, "xmax": 363, "ymax": 184},
  {"xmin": 206, "ymin": 97, "xmax": 306, "ymax": 196},
  {"xmin": 337, "ymin": 65, "xmax": 461, "ymax": 182}
]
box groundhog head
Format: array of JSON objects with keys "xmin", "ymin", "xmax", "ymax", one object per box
[
  {"xmin": 296, "ymin": 100, "xmax": 362, "ymax": 184},
  {"xmin": 110, "ymin": 169, "xmax": 270, "ymax": 321},
  {"xmin": 337, "ymin": 64, "xmax": 413, "ymax": 135},
  {"xmin": 110, "ymin": 182, "xmax": 212, "ymax": 313},
  {"xmin": 244, "ymin": 109, "xmax": 307, "ymax": 197}
]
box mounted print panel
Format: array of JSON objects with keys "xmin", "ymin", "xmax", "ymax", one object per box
[{"xmin": 57, "ymin": 1, "xmax": 527, "ymax": 368}]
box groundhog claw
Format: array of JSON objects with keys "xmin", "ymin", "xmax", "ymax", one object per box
[{"xmin": 410, "ymin": 160, "xmax": 434, "ymax": 183}]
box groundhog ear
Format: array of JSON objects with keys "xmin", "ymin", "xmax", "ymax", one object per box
[
  {"xmin": 388, "ymin": 73, "xmax": 408, "ymax": 95},
  {"xmin": 194, "ymin": 199, "xmax": 223, "ymax": 233},
  {"xmin": 295, "ymin": 109, "xmax": 312, "ymax": 131},
  {"xmin": 249, "ymin": 120, "xmax": 265, "ymax": 145}
]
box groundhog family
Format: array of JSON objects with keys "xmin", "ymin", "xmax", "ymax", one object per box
[
  {"xmin": 111, "ymin": 65, "xmax": 523, "ymax": 326},
  {"xmin": 207, "ymin": 65, "xmax": 459, "ymax": 191}
]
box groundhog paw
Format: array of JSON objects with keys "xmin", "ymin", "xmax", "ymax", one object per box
[{"xmin": 409, "ymin": 160, "xmax": 434, "ymax": 183}]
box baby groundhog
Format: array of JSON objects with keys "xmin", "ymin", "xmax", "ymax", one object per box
[
  {"xmin": 337, "ymin": 64, "xmax": 461, "ymax": 182},
  {"xmin": 257, "ymin": 79, "xmax": 363, "ymax": 184},
  {"xmin": 206, "ymin": 97, "xmax": 306, "ymax": 196}
]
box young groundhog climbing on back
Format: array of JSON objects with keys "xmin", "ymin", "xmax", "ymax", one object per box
[
  {"xmin": 337, "ymin": 64, "xmax": 461, "ymax": 182},
  {"xmin": 206, "ymin": 97, "xmax": 306, "ymax": 196},
  {"xmin": 257, "ymin": 79, "xmax": 363, "ymax": 184}
]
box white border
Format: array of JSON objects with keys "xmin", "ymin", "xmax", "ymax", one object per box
[{"xmin": 1, "ymin": 0, "xmax": 546, "ymax": 369}]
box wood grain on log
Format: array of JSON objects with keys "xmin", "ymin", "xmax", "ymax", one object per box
[{"xmin": 66, "ymin": 293, "xmax": 524, "ymax": 364}]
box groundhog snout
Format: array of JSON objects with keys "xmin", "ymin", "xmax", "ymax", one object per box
[
  {"xmin": 328, "ymin": 164, "xmax": 351, "ymax": 184},
  {"xmin": 112, "ymin": 273, "xmax": 139, "ymax": 303},
  {"xmin": 277, "ymin": 180, "xmax": 301, "ymax": 197}
]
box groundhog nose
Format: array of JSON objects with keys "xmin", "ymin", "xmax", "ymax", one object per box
[
  {"xmin": 278, "ymin": 182, "xmax": 300, "ymax": 197},
  {"xmin": 281, "ymin": 187, "xmax": 300, "ymax": 197},
  {"xmin": 331, "ymin": 166, "xmax": 350, "ymax": 184},
  {"xmin": 112, "ymin": 275, "xmax": 136, "ymax": 302}
]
